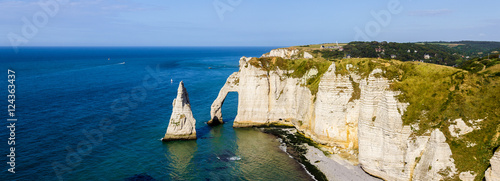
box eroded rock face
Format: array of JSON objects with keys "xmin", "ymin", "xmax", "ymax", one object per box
[
  {"xmin": 210, "ymin": 57, "xmax": 312, "ymax": 127},
  {"xmin": 313, "ymin": 65, "xmax": 358, "ymax": 148},
  {"xmin": 262, "ymin": 48, "xmax": 299, "ymax": 59},
  {"xmin": 162, "ymin": 81, "xmax": 196, "ymax": 141},
  {"xmin": 412, "ymin": 129, "xmax": 457, "ymax": 181},
  {"xmin": 304, "ymin": 52, "xmax": 314, "ymax": 59},
  {"xmin": 449, "ymin": 118, "xmax": 476, "ymax": 138},
  {"xmin": 356, "ymin": 72, "xmax": 413, "ymax": 181},
  {"xmin": 210, "ymin": 52, "xmax": 480, "ymax": 180},
  {"xmin": 486, "ymin": 149, "xmax": 500, "ymax": 181}
]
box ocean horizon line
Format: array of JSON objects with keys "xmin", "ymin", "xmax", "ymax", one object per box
[{"xmin": 0, "ymin": 45, "xmax": 286, "ymax": 48}]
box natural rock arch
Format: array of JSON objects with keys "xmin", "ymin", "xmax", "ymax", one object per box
[{"xmin": 208, "ymin": 72, "xmax": 239, "ymax": 125}]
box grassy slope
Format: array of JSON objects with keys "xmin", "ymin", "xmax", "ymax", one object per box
[
  {"xmin": 248, "ymin": 57, "xmax": 332, "ymax": 95},
  {"xmin": 335, "ymin": 58, "xmax": 500, "ymax": 180}
]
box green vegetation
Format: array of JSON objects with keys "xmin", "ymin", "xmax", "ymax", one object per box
[
  {"xmin": 334, "ymin": 58, "xmax": 389, "ymax": 78},
  {"xmin": 460, "ymin": 54, "xmax": 500, "ymax": 73},
  {"xmin": 335, "ymin": 58, "xmax": 500, "ymax": 180},
  {"xmin": 423, "ymin": 41, "xmax": 500, "ymax": 56},
  {"xmin": 265, "ymin": 122, "xmax": 295, "ymax": 128},
  {"xmin": 294, "ymin": 41, "xmax": 500, "ymax": 68},
  {"xmin": 248, "ymin": 57, "xmax": 332, "ymax": 95},
  {"xmin": 312, "ymin": 49, "xmax": 344, "ymax": 60},
  {"xmin": 342, "ymin": 41, "xmax": 463, "ymax": 65},
  {"xmin": 292, "ymin": 43, "xmax": 347, "ymax": 49},
  {"xmin": 438, "ymin": 166, "xmax": 453, "ymax": 177},
  {"xmin": 348, "ymin": 76, "xmax": 361, "ymax": 102},
  {"xmin": 171, "ymin": 120, "xmax": 180, "ymax": 126},
  {"xmin": 415, "ymin": 156, "xmax": 421, "ymax": 163}
]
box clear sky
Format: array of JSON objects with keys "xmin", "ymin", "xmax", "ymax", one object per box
[{"xmin": 1, "ymin": 0, "xmax": 499, "ymax": 46}]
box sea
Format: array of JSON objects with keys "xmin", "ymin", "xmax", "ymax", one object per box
[{"xmin": 0, "ymin": 47, "xmax": 315, "ymax": 181}]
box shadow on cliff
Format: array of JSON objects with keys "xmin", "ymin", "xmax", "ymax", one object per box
[{"xmin": 207, "ymin": 116, "xmax": 223, "ymax": 126}]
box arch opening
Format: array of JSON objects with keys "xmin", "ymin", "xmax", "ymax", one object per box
[
  {"xmin": 220, "ymin": 92, "xmax": 239, "ymax": 125},
  {"xmin": 208, "ymin": 88, "xmax": 238, "ymax": 126}
]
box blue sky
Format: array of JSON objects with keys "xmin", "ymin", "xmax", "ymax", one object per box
[{"xmin": 1, "ymin": 0, "xmax": 499, "ymax": 46}]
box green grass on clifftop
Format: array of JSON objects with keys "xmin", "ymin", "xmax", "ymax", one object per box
[
  {"xmin": 335, "ymin": 58, "xmax": 500, "ymax": 180},
  {"xmin": 248, "ymin": 57, "xmax": 332, "ymax": 95}
]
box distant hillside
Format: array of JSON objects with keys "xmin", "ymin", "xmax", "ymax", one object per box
[
  {"xmin": 294, "ymin": 41, "xmax": 500, "ymax": 69},
  {"xmin": 460, "ymin": 53, "xmax": 500, "ymax": 74},
  {"xmin": 422, "ymin": 41, "xmax": 500, "ymax": 56}
]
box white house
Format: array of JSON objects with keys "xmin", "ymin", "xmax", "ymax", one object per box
[{"xmin": 424, "ymin": 54, "xmax": 431, "ymax": 59}]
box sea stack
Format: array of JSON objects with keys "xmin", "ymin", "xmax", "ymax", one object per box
[{"xmin": 162, "ymin": 81, "xmax": 197, "ymax": 141}]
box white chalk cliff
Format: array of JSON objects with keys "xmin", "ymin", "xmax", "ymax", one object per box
[
  {"xmin": 209, "ymin": 52, "xmax": 492, "ymax": 180},
  {"xmin": 262, "ymin": 48, "xmax": 299, "ymax": 59},
  {"xmin": 486, "ymin": 149, "xmax": 500, "ymax": 181},
  {"xmin": 304, "ymin": 52, "xmax": 314, "ymax": 59},
  {"xmin": 261, "ymin": 48, "xmax": 314, "ymax": 59},
  {"xmin": 162, "ymin": 81, "xmax": 196, "ymax": 141}
]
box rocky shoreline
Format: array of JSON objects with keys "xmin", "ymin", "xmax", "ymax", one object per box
[{"xmin": 257, "ymin": 127, "xmax": 381, "ymax": 181}]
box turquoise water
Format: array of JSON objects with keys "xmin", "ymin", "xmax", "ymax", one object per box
[{"xmin": 0, "ymin": 47, "xmax": 313, "ymax": 180}]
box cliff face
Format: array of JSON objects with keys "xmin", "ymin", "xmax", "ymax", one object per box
[
  {"xmin": 210, "ymin": 57, "xmax": 312, "ymax": 126},
  {"xmin": 210, "ymin": 55, "xmax": 495, "ymax": 180},
  {"xmin": 163, "ymin": 81, "xmax": 196, "ymax": 141},
  {"xmin": 262, "ymin": 48, "xmax": 299, "ymax": 59},
  {"xmin": 486, "ymin": 149, "xmax": 500, "ymax": 181},
  {"xmin": 261, "ymin": 48, "xmax": 314, "ymax": 59}
]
